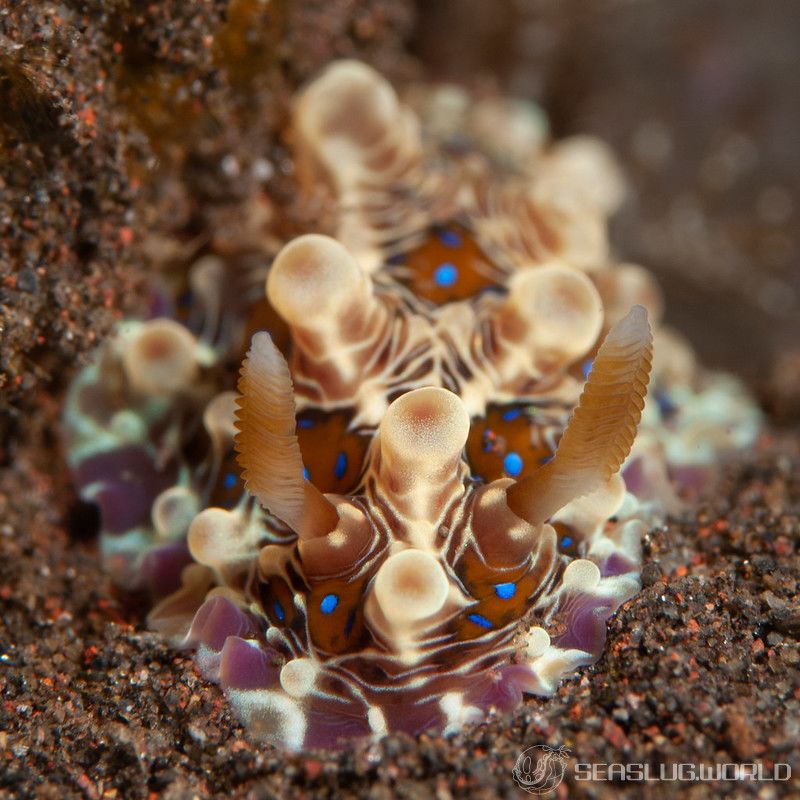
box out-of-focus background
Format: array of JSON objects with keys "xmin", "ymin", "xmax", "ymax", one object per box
[{"xmin": 414, "ymin": 0, "xmax": 800, "ymax": 388}]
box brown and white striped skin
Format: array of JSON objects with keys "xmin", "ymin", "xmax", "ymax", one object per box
[{"xmin": 207, "ymin": 269, "xmax": 652, "ymax": 748}]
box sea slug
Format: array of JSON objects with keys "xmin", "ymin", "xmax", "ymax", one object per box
[{"xmin": 63, "ymin": 61, "xmax": 761, "ymax": 750}]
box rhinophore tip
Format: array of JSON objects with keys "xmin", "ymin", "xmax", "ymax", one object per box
[
  {"xmin": 235, "ymin": 332, "xmax": 339, "ymax": 539},
  {"xmin": 507, "ymin": 305, "xmax": 653, "ymax": 525}
]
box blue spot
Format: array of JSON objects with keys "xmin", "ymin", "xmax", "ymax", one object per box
[
  {"xmin": 334, "ymin": 451, "xmax": 348, "ymax": 480},
  {"xmin": 273, "ymin": 601, "xmax": 285, "ymax": 622},
  {"xmin": 582, "ymin": 359, "xmax": 594, "ymax": 380},
  {"xmin": 433, "ymin": 262, "xmax": 459, "ymax": 288},
  {"xmin": 303, "ymin": 467, "xmax": 310, "ymax": 480},
  {"xmin": 320, "ymin": 594, "xmax": 339, "ymax": 614},
  {"xmin": 502, "ymin": 408, "xmax": 521, "ymax": 422},
  {"xmin": 503, "ymin": 452, "xmax": 524, "ymax": 477},
  {"xmin": 297, "ymin": 418, "xmax": 315, "ymax": 429},
  {"xmin": 561, "ymin": 536, "xmax": 573, "ymax": 549},
  {"xmin": 438, "ymin": 229, "xmax": 462, "ymax": 248},
  {"xmin": 344, "ymin": 610, "xmax": 355, "ymax": 638},
  {"xmin": 539, "ymin": 455, "xmax": 553, "ymax": 465},
  {"xmin": 223, "ymin": 472, "xmax": 237, "ymax": 490},
  {"xmin": 468, "ymin": 613, "xmax": 493, "ymax": 629},
  {"xmin": 655, "ymin": 389, "xmax": 677, "ymax": 419},
  {"xmin": 494, "ymin": 582, "xmax": 516, "ymax": 600}
]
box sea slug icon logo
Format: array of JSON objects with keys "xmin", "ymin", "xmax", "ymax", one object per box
[{"xmin": 512, "ymin": 745, "xmax": 570, "ymax": 795}]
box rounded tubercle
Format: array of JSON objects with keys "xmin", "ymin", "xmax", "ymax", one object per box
[
  {"xmin": 122, "ymin": 318, "xmax": 198, "ymax": 396},
  {"xmin": 372, "ymin": 549, "xmax": 450, "ymax": 626},
  {"xmin": 295, "ymin": 60, "xmax": 399, "ymax": 151},
  {"xmin": 375, "ymin": 387, "xmax": 471, "ymax": 527},
  {"xmin": 267, "ymin": 234, "xmax": 368, "ymax": 330},
  {"xmin": 498, "ymin": 264, "xmax": 604, "ymax": 370},
  {"xmin": 378, "ymin": 386, "xmax": 470, "ymax": 477}
]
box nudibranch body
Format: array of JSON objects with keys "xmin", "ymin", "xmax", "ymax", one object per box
[{"xmin": 63, "ymin": 61, "xmax": 761, "ymax": 750}]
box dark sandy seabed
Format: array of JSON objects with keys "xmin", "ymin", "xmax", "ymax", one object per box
[{"xmin": 1, "ymin": 2, "xmax": 799, "ymax": 798}]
